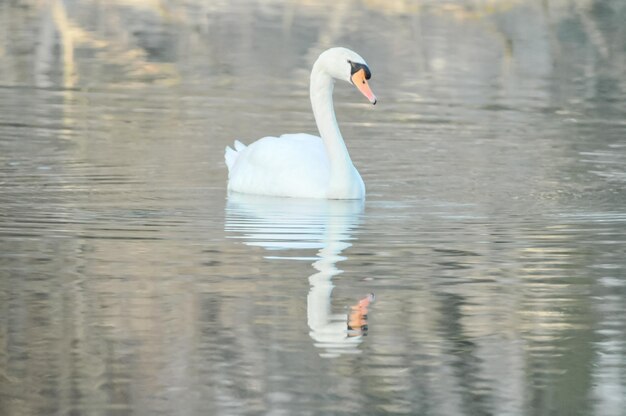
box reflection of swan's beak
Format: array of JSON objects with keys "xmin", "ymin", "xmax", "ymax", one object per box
[
  {"xmin": 348, "ymin": 293, "xmax": 375, "ymax": 335},
  {"xmin": 351, "ymin": 69, "xmax": 377, "ymax": 105}
]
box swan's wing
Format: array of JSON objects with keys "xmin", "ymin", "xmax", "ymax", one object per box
[{"xmin": 228, "ymin": 133, "xmax": 330, "ymax": 198}]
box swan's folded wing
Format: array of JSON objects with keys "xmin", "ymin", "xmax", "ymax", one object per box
[{"xmin": 227, "ymin": 134, "xmax": 330, "ymax": 198}]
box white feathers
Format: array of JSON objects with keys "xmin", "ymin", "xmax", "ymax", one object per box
[
  {"xmin": 226, "ymin": 134, "xmax": 332, "ymax": 198},
  {"xmin": 224, "ymin": 146, "xmax": 238, "ymax": 173},
  {"xmin": 225, "ymin": 140, "xmax": 248, "ymax": 173},
  {"xmin": 234, "ymin": 140, "xmax": 246, "ymax": 152}
]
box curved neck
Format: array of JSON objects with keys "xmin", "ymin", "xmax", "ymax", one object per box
[{"xmin": 310, "ymin": 64, "xmax": 354, "ymax": 171}]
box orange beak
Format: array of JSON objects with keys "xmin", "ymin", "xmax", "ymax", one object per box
[{"xmin": 351, "ymin": 69, "xmax": 377, "ymax": 105}]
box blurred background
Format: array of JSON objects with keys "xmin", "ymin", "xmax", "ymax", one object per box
[{"xmin": 1, "ymin": 1, "xmax": 625, "ymax": 415}]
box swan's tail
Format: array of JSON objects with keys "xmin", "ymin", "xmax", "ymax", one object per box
[{"xmin": 224, "ymin": 140, "xmax": 247, "ymax": 173}]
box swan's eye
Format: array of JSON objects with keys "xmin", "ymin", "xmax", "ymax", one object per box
[{"xmin": 349, "ymin": 61, "xmax": 371, "ymax": 79}]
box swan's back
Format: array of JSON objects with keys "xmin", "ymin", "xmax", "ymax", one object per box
[{"xmin": 226, "ymin": 134, "xmax": 331, "ymax": 198}]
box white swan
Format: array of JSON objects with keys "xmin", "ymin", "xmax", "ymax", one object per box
[{"xmin": 225, "ymin": 47, "xmax": 376, "ymax": 200}]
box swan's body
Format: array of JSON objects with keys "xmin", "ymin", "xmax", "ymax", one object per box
[
  {"xmin": 225, "ymin": 134, "xmax": 360, "ymax": 199},
  {"xmin": 225, "ymin": 47, "xmax": 376, "ymax": 200}
]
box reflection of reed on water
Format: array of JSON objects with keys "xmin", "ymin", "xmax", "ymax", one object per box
[{"xmin": 6, "ymin": 0, "xmax": 623, "ymax": 93}]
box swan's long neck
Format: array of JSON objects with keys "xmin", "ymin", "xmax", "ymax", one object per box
[{"xmin": 310, "ymin": 64, "xmax": 354, "ymax": 177}]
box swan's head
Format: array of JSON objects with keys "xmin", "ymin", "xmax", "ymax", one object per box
[{"xmin": 318, "ymin": 47, "xmax": 377, "ymax": 105}]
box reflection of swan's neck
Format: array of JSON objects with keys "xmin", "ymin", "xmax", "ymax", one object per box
[
  {"xmin": 310, "ymin": 242, "xmax": 350, "ymax": 282},
  {"xmin": 307, "ymin": 212, "xmax": 353, "ymax": 341},
  {"xmin": 310, "ymin": 63, "xmax": 354, "ymax": 177}
]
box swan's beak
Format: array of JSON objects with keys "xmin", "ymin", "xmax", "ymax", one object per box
[{"xmin": 351, "ymin": 69, "xmax": 377, "ymax": 105}]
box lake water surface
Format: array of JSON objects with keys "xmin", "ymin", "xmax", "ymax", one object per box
[{"xmin": 1, "ymin": 1, "xmax": 625, "ymax": 415}]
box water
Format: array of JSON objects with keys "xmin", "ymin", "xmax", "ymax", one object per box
[{"xmin": 1, "ymin": 0, "xmax": 625, "ymax": 415}]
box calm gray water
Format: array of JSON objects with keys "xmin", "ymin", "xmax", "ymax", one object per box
[{"xmin": 1, "ymin": 1, "xmax": 626, "ymax": 415}]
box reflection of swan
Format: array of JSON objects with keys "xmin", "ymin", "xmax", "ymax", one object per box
[
  {"xmin": 225, "ymin": 193, "xmax": 373, "ymax": 357},
  {"xmin": 224, "ymin": 47, "xmax": 376, "ymax": 199}
]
